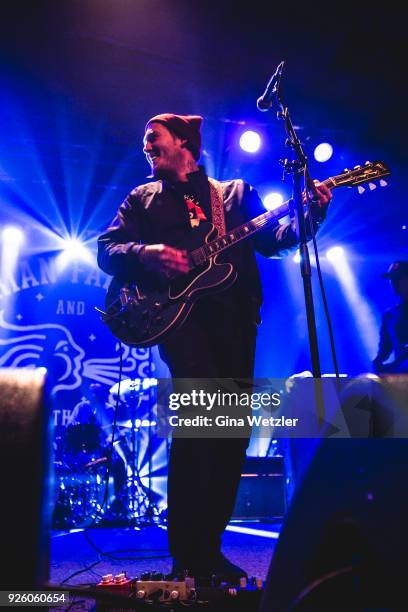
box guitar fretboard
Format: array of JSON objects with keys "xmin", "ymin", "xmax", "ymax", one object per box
[{"xmin": 191, "ymin": 177, "xmax": 336, "ymax": 265}]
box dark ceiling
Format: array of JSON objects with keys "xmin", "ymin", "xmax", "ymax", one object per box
[
  {"xmin": 0, "ymin": 0, "xmax": 406, "ymax": 248},
  {"xmin": 1, "ymin": 1, "xmax": 405, "ymax": 152}
]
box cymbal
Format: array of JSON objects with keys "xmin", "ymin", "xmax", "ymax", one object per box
[
  {"xmin": 85, "ymin": 456, "xmax": 108, "ymax": 471},
  {"xmin": 109, "ymin": 377, "xmax": 157, "ymax": 398},
  {"xmin": 101, "ymin": 419, "xmax": 157, "ymax": 429}
]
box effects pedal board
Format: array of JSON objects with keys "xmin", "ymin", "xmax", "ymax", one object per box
[{"xmin": 95, "ymin": 570, "xmax": 264, "ymax": 609}]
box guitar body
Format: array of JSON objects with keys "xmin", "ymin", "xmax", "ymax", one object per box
[{"xmin": 104, "ymin": 223, "xmax": 237, "ymax": 347}]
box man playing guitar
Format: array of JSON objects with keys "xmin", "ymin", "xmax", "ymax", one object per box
[{"xmin": 97, "ymin": 113, "xmax": 332, "ymax": 581}]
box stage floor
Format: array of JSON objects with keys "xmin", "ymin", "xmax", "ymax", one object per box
[{"xmin": 50, "ymin": 521, "xmax": 281, "ymax": 589}]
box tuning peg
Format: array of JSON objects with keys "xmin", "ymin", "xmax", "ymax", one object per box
[
  {"xmin": 380, "ymin": 179, "xmax": 388, "ymax": 187},
  {"xmin": 357, "ymin": 186, "xmax": 365, "ymax": 194},
  {"xmin": 354, "ymin": 165, "xmax": 361, "ymax": 169},
  {"xmin": 368, "ymin": 183, "xmax": 376, "ymax": 190}
]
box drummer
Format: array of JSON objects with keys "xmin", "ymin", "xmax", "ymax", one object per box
[
  {"xmin": 68, "ymin": 383, "xmax": 128, "ymax": 514},
  {"xmin": 69, "ymin": 383, "xmax": 115, "ymax": 429}
]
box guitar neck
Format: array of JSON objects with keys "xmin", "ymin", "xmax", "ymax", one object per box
[{"xmin": 191, "ymin": 177, "xmax": 336, "ymax": 265}]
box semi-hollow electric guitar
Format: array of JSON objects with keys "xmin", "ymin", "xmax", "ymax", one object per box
[{"xmin": 99, "ymin": 161, "xmax": 390, "ymax": 347}]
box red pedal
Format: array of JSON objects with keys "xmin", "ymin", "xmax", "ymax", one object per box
[{"xmin": 96, "ymin": 572, "xmax": 134, "ymax": 596}]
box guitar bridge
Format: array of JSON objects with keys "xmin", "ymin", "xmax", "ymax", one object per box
[{"xmin": 120, "ymin": 287, "xmax": 131, "ymax": 305}]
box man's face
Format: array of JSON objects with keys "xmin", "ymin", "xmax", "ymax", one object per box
[{"xmin": 143, "ymin": 122, "xmax": 186, "ymax": 180}]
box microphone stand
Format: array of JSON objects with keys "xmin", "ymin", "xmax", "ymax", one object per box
[{"xmin": 259, "ymin": 62, "xmax": 325, "ymax": 422}]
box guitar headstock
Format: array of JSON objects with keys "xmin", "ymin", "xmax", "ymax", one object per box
[{"xmin": 330, "ymin": 161, "xmax": 390, "ymax": 191}]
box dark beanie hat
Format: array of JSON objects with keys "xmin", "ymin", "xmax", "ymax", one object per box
[{"xmin": 145, "ymin": 113, "xmax": 203, "ymax": 160}]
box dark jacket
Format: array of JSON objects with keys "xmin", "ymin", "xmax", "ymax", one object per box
[{"xmin": 97, "ymin": 167, "xmax": 321, "ymax": 310}]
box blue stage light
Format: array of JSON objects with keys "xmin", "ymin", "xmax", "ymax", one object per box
[
  {"xmin": 1, "ymin": 226, "xmax": 25, "ymax": 281},
  {"xmin": 314, "ymin": 142, "xmax": 333, "ymax": 162},
  {"xmin": 56, "ymin": 237, "xmax": 93, "ymax": 271},
  {"xmin": 2, "ymin": 226, "xmax": 24, "ymax": 244},
  {"xmin": 62, "ymin": 238, "xmax": 92, "ymax": 260},
  {"xmin": 293, "ymin": 250, "xmax": 301, "ymax": 263},
  {"xmin": 263, "ymin": 192, "xmax": 284, "ymax": 211},
  {"xmin": 327, "ymin": 246, "xmax": 378, "ymax": 358},
  {"xmin": 239, "ymin": 130, "xmax": 261, "ymax": 153},
  {"xmin": 293, "ymin": 249, "xmax": 316, "ymax": 266},
  {"xmin": 326, "ymin": 245, "xmax": 344, "ymax": 262}
]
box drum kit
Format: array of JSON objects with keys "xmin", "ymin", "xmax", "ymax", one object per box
[{"xmin": 52, "ymin": 378, "xmax": 163, "ymax": 529}]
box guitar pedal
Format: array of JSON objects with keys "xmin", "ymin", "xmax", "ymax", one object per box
[{"xmin": 96, "ymin": 571, "xmax": 134, "ymax": 596}]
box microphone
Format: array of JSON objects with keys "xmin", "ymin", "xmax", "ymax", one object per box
[{"xmin": 256, "ymin": 61, "xmax": 285, "ymax": 111}]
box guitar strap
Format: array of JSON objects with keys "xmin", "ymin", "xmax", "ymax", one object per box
[{"xmin": 208, "ymin": 178, "xmax": 226, "ymax": 235}]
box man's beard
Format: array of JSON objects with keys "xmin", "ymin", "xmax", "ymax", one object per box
[
  {"xmin": 151, "ymin": 165, "xmax": 168, "ymax": 180},
  {"xmin": 151, "ymin": 157, "xmax": 181, "ymax": 182}
]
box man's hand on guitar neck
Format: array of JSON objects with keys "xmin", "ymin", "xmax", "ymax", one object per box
[
  {"xmin": 136, "ymin": 244, "xmax": 190, "ymax": 279},
  {"xmin": 305, "ymin": 179, "xmax": 332, "ymax": 210},
  {"xmin": 301, "ymin": 179, "xmax": 333, "ymax": 225}
]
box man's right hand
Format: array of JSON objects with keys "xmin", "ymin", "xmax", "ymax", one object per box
[{"xmin": 137, "ymin": 244, "xmax": 190, "ymax": 278}]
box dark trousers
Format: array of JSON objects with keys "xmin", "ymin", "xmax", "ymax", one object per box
[{"xmin": 159, "ymin": 297, "xmax": 257, "ymax": 567}]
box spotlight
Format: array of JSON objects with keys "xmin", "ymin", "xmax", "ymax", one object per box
[
  {"xmin": 56, "ymin": 237, "xmax": 93, "ymax": 271},
  {"xmin": 1, "ymin": 226, "xmax": 25, "ymax": 281},
  {"xmin": 326, "ymin": 246, "xmax": 345, "ymax": 262},
  {"xmin": 61, "ymin": 238, "xmax": 92, "ymax": 261},
  {"xmin": 2, "ymin": 226, "xmax": 24, "ymax": 244},
  {"xmin": 314, "ymin": 142, "xmax": 333, "ymax": 163},
  {"xmin": 292, "ymin": 249, "xmax": 316, "ymax": 266},
  {"xmin": 263, "ymin": 192, "xmax": 284, "ymax": 211},
  {"xmin": 239, "ymin": 130, "xmax": 261, "ymax": 153}
]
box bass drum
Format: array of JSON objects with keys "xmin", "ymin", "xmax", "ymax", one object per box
[
  {"xmin": 52, "ymin": 423, "xmax": 108, "ymax": 528},
  {"xmin": 52, "ymin": 458, "xmax": 109, "ymax": 529}
]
